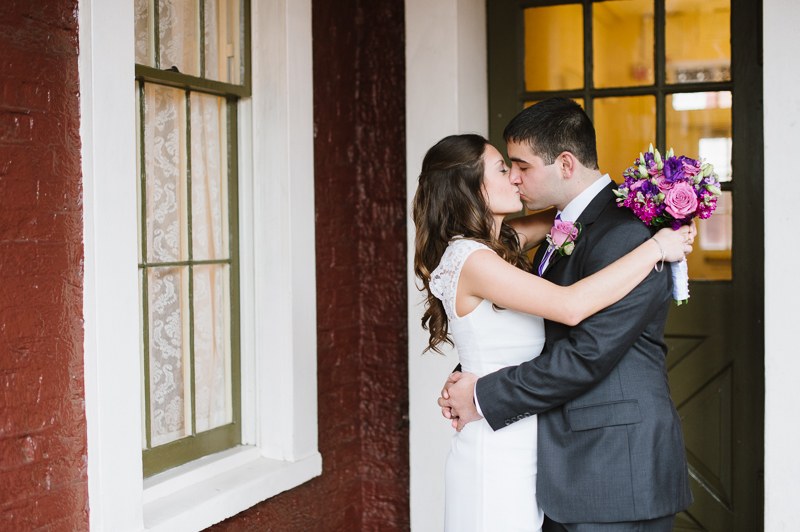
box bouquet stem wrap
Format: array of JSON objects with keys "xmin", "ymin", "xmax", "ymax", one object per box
[{"xmin": 670, "ymin": 256, "xmax": 689, "ymax": 305}]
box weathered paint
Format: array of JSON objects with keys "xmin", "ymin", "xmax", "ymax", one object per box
[
  {"xmin": 205, "ymin": 0, "xmax": 409, "ymax": 530},
  {"xmin": 0, "ymin": 1, "xmax": 88, "ymax": 530}
]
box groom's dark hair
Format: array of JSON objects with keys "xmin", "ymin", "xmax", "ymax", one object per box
[{"xmin": 503, "ymin": 97, "xmax": 599, "ymax": 170}]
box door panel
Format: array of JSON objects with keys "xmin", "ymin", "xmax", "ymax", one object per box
[{"xmin": 667, "ymin": 282, "xmax": 734, "ymax": 531}]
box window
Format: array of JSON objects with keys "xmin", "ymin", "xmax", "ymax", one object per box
[
  {"xmin": 134, "ymin": 0, "xmax": 250, "ymax": 477},
  {"xmin": 490, "ymin": 0, "xmax": 734, "ymax": 280},
  {"xmin": 81, "ymin": 0, "xmax": 320, "ymax": 529}
]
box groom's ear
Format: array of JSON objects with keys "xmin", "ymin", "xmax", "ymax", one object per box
[{"xmin": 556, "ymin": 151, "xmax": 577, "ymax": 180}]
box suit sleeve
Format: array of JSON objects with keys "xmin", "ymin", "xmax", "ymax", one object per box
[{"xmin": 476, "ymin": 221, "xmax": 670, "ymax": 431}]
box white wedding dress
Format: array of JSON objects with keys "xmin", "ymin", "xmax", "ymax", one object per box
[{"xmin": 430, "ymin": 238, "xmax": 546, "ymax": 532}]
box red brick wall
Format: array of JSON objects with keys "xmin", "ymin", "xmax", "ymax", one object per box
[
  {"xmin": 0, "ymin": 1, "xmax": 88, "ymax": 531},
  {"xmin": 206, "ymin": 0, "xmax": 408, "ymax": 530}
]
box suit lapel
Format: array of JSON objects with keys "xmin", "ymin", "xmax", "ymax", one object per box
[
  {"xmin": 544, "ymin": 182, "xmax": 617, "ymax": 278},
  {"xmin": 574, "ymin": 182, "xmax": 617, "ymax": 228}
]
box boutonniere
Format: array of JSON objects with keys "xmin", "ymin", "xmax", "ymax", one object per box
[{"xmin": 546, "ymin": 220, "xmax": 582, "ymax": 256}]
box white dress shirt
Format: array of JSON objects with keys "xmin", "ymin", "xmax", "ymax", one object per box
[{"xmin": 538, "ymin": 174, "xmax": 612, "ymax": 274}]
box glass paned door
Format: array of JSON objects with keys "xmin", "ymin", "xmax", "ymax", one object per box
[{"xmin": 487, "ymin": 1, "xmax": 764, "ymax": 530}]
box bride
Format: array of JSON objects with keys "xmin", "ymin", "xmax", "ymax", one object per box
[{"xmin": 411, "ymin": 134, "xmax": 693, "ymax": 532}]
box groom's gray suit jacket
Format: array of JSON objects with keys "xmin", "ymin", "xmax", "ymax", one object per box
[{"xmin": 476, "ymin": 183, "xmax": 693, "ymax": 524}]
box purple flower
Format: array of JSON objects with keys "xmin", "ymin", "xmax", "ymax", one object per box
[
  {"xmin": 640, "ymin": 180, "xmax": 659, "ymax": 196},
  {"xmin": 664, "ymin": 157, "xmax": 685, "ymax": 182}
]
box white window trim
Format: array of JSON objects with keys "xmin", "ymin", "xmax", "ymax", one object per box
[{"xmin": 80, "ymin": 1, "xmax": 320, "ymax": 531}]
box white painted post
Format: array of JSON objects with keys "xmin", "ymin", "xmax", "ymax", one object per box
[
  {"xmin": 405, "ymin": 1, "xmax": 488, "ymax": 529},
  {"xmin": 764, "ymin": 0, "xmax": 800, "ymax": 529}
]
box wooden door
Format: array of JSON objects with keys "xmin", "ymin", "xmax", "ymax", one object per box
[{"xmin": 488, "ymin": 1, "xmax": 764, "ymax": 530}]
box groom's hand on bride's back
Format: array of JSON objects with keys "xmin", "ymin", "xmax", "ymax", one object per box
[{"xmin": 438, "ymin": 372, "xmax": 482, "ymax": 431}]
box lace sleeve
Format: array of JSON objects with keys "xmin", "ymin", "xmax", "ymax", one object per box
[{"xmin": 429, "ymin": 239, "xmax": 495, "ymax": 321}]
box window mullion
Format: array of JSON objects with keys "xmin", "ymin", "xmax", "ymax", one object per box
[
  {"xmin": 140, "ymin": 258, "xmax": 232, "ymax": 268},
  {"xmin": 242, "ymin": 0, "xmax": 252, "ymax": 91},
  {"xmin": 134, "ymin": 64, "xmax": 251, "ymax": 98},
  {"xmin": 153, "ymin": 0, "xmax": 160, "ymax": 69},
  {"xmin": 139, "ymin": 80, "xmax": 153, "ymax": 450},
  {"xmin": 227, "ymin": 96, "xmax": 242, "ymax": 429},
  {"xmin": 582, "ymin": 0, "xmax": 594, "ymax": 120},
  {"xmin": 199, "ymin": 0, "xmax": 206, "ymax": 78},
  {"xmin": 185, "ymin": 90, "xmax": 197, "ymax": 438},
  {"xmin": 655, "ymin": 0, "xmax": 667, "ymax": 152}
]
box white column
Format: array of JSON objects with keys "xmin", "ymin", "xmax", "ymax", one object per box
[
  {"xmin": 764, "ymin": 0, "xmax": 800, "ymax": 529},
  {"xmin": 80, "ymin": 0, "xmax": 144, "ymax": 529},
  {"xmin": 405, "ymin": 1, "xmax": 487, "ymax": 529}
]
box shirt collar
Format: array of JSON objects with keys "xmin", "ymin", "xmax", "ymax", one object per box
[{"xmin": 557, "ymin": 174, "xmax": 612, "ymax": 223}]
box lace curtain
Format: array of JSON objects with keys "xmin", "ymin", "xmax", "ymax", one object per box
[
  {"xmin": 135, "ymin": 0, "xmax": 228, "ymax": 82},
  {"xmin": 189, "ymin": 90, "xmax": 230, "ymax": 434},
  {"xmin": 140, "ymin": 11, "xmax": 231, "ymax": 445},
  {"xmin": 135, "ymin": 0, "xmax": 233, "ymax": 448},
  {"xmin": 143, "ymin": 85, "xmax": 186, "ymax": 446}
]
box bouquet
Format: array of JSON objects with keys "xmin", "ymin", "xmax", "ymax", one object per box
[{"xmin": 613, "ymin": 144, "xmax": 722, "ymax": 305}]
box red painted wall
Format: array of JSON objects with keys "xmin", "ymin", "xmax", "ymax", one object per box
[
  {"xmin": 0, "ymin": 1, "xmax": 88, "ymax": 531},
  {"xmin": 206, "ymin": 0, "xmax": 409, "ymax": 530},
  {"xmin": 0, "ymin": 0, "xmax": 406, "ymax": 529}
]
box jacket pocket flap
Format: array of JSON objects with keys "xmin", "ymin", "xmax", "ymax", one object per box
[{"xmin": 568, "ymin": 400, "xmax": 642, "ymax": 432}]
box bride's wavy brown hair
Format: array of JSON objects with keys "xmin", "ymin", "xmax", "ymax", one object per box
[{"xmin": 412, "ymin": 134, "xmax": 532, "ymax": 355}]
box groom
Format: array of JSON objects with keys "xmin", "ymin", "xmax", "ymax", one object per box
[{"xmin": 440, "ymin": 98, "xmax": 693, "ymax": 531}]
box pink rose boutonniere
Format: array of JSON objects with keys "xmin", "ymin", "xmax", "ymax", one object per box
[{"xmin": 546, "ymin": 220, "xmax": 582, "ymax": 256}]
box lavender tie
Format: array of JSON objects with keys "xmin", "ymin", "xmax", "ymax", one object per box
[{"xmin": 538, "ymin": 214, "xmax": 561, "ymax": 277}]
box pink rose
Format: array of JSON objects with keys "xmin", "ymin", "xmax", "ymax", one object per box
[
  {"xmin": 663, "ymin": 182, "xmax": 698, "ymax": 219},
  {"xmin": 550, "ymin": 220, "xmax": 579, "ymax": 246},
  {"xmin": 681, "ymin": 158, "xmax": 702, "ymax": 177},
  {"xmin": 656, "ymin": 175, "xmax": 675, "ymax": 192}
]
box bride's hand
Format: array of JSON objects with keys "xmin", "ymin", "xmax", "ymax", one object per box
[{"xmin": 654, "ymin": 221, "xmax": 695, "ymax": 262}]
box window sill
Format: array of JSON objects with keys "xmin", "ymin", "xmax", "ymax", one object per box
[{"xmin": 142, "ymin": 446, "xmax": 322, "ymax": 532}]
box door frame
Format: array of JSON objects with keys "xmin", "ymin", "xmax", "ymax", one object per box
[{"xmin": 487, "ymin": 0, "xmax": 764, "ymax": 529}]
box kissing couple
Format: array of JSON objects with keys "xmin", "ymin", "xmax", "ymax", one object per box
[{"xmin": 413, "ymin": 98, "xmax": 694, "ymax": 532}]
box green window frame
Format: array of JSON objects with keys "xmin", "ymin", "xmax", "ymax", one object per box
[{"xmin": 135, "ymin": 0, "xmax": 251, "ymax": 478}]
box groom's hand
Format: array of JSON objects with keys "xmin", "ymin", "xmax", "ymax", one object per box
[{"xmin": 437, "ymin": 372, "xmax": 482, "ymax": 432}]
